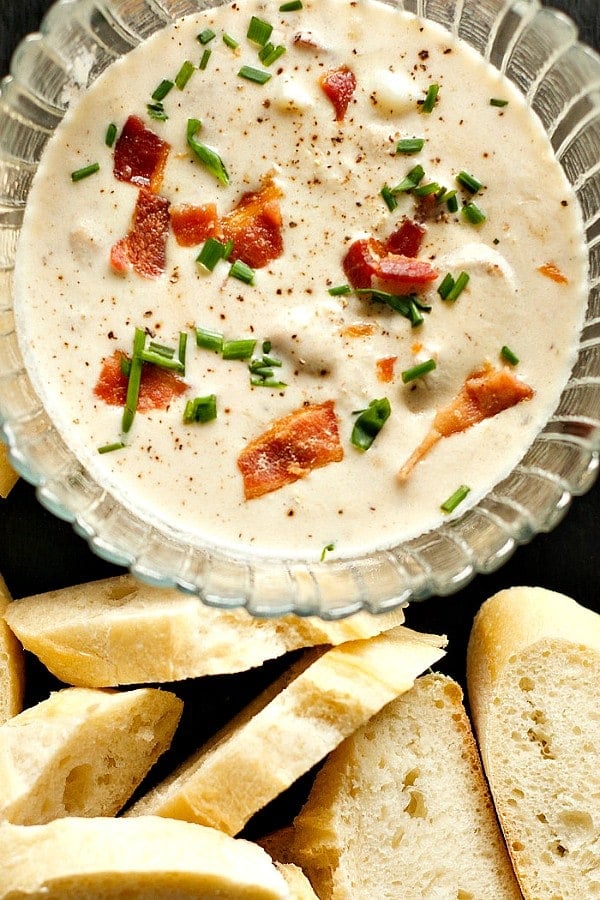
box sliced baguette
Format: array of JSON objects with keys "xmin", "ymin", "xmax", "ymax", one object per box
[
  {"xmin": 4, "ymin": 573, "xmax": 405, "ymax": 686},
  {"xmin": 0, "ymin": 443, "xmax": 18, "ymax": 498},
  {"xmin": 126, "ymin": 626, "xmax": 446, "ymax": 835},
  {"xmin": 275, "ymin": 862, "xmax": 320, "ymax": 899},
  {"xmin": 285, "ymin": 672, "xmax": 521, "ymax": 899},
  {"xmin": 0, "ymin": 816, "xmax": 289, "ymax": 898},
  {"xmin": 0, "ymin": 575, "xmax": 24, "ymax": 723},
  {"xmin": 467, "ymin": 586, "xmax": 600, "ymax": 900},
  {"xmin": 0, "ymin": 685, "xmax": 182, "ymax": 824}
]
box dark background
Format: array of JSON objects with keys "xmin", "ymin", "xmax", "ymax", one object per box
[{"xmin": 0, "ymin": 0, "xmax": 599, "ymax": 832}]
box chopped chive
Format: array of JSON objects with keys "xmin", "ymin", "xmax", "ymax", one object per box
[
  {"xmin": 437, "ymin": 272, "xmax": 456, "ymax": 300},
  {"xmin": 97, "ymin": 441, "xmax": 125, "ymax": 454},
  {"xmin": 490, "ymin": 97, "xmax": 509, "ymax": 107},
  {"xmin": 199, "ymin": 48, "xmax": 211, "ymax": 70},
  {"xmin": 152, "ymin": 79, "xmax": 174, "ymax": 102},
  {"xmin": 140, "ymin": 350, "xmax": 184, "ymax": 372},
  {"xmin": 401, "ymin": 358, "xmax": 436, "ymax": 383},
  {"xmin": 71, "ymin": 162, "xmax": 100, "ymax": 182},
  {"xmin": 447, "ymin": 193, "xmax": 459, "ymax": 213},
  {"xmin": 391, "ymin": 164, "xmax": 425, "ymax": 194},
  {"xmin": 175, "ymin": 60, "xmax": 195, "ymax": 90},
  {"xmin": 186, "ymin": 118, "xmax": 229, "ymax": 186},
  {"xmin": 147, "ymin": 101, "xmax": 168, "ymax": 121},
  {"xmin": 328, "ymin": 283, "xmax": 351, "ymax": 296},
  {"xmin": 183, "ymin": 395, "xmax": 217, "ymax": 424},
  {"xmin": 396, "ymin": 137, "xmax": 425, "ymax": 155},
  {"xmin": 435, "ymin": 186, "xmax": 455, "ymax": 204},
  {"xmin": 351, "ymin": 398, "xmax": 391, "ymax": 452},
  {"xmin": 462, "ymin": 202, "xmax": 487, "ymax": 225},
  {"xmin": 147, "ymin": 341, "xmax": 175, "ymax": 358},
  {"xmin": 229, "ymin": 258, "xmax": 255, "ymax": 284},
  {"xmin": 501, "ymin": 345, "xmax": 519, "ymax": 365},
  {"xmin": 280, "ymin": 0, "xmax": 302, "ymax": 9},
  {"xmin": 250, "ymin": 376, "xmax": 287, "ymax": 388},
  {"xmin": 263, "ymin": 340, "xmax": 272, "ymax": 354},
  {"xmin": 441, "ymin": 484, "xmax": 471, "ymax": 514},
  {"xmin": 456, "ymin": 170, "xmax": 483, "ymax": 194},
  {"xmin": 196, "ymin": 237, "xmax": 229, "ymax": 271},
  {"xmin": 222, "ymin": 338, "xmax": 257, "ymax": 360},
  {"xmin": 178, "ymin": 331, "xmax": 187, "ymax": 370},
  {"xmin": 420, "ymin": 82, "xmax": 439, "ymax": 114},
  {"xmin": 105, "ymin": 123, "xmax": 117, "ymax": 148},
  {"xmin": 197, "ymin": 28, "xmax": 216, "ymax": 44},
  {"xmin": 223, "ymin": 239, "xmax": 234, "ymax": 260},
  {"xmin": 122, "ymin": 328, "xmax": 146, "ymax": 433},
  {"xmin": 259, "ymin": 43, "xmax": 286, "ymax": 66},
  {"xmin": 381, "ymin": 184, "xmax": 398, "ymax": 212},
  {"xmin": 238, "ymin": 65, "xmax": 272, "ymax": 84},
  {"xmin": 120, "ymin": 356, "xmax": 131, "ymax": 378},
  {"xmin": 357, "ymin": 288, "xmax": 431, "ymax": 327},
  {"xmin": 195, "ymin": 326, "xmax": 224, "ymax": 353},
  {"xmin": 446, "ymin": 271, "xmax": 470, "ymax": 301},
  {"xmin": 320, "ymin": 542, "xmax": 335, "ymax": 561},
  {"xmin": 223, "ymin": 33, "xmax": 239, "ymax": 49},
  {"xmin": 413, "ymin": 181, "xmax": 441, "ymax": 198},
  {"xmin": 247, "ymin": 16, "xmax": 273, "ymax": 46}
]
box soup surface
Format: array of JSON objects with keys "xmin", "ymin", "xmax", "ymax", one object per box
[{"xmin": 14, "ymin": 0, "xmax": 587, "ymax": 561}]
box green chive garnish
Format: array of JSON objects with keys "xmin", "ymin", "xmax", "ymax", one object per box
[
  {"xmin": 196, "ymin": 237, "xmax": 229, "ymax": 271},
  {"xmin": 413, "ymin": 181, "xmax": 441, "ymax": 198},
  {"xmin": 199, "ymin": 48, "xmax": 211, "ymax": 70},
  {"xmin": 175, "ymin": 60, "xmax": 195, "ymax": 90},
  {"xmin": 501, "ymin": 345, "xmax": 519, "ymax": 365},
  {"xmin": 441, "ymin": 484, "xmax": 471, "ymax": 513},
  {"xmin": 183, "ymin": 395, "xmax": 217, "ymax": 424},
  {"xmin": 147, "ymin": 101, "xmax": 168, "ymax": 121},
  {"xmin": 229, "ymin": 258, "xmax": 255, "ymax": 284},
  {"xmin": 328, "ymin": 284, "xmax": 351, "ymax": 296},
  {"xmin": 396, "ymin": 137, "xmax": 425, "ymax": 155},
  {"xmin": 152, "ymin": 79, "xmax": 174, "ymax": 102},
  {"xmin": 195, "ymin": 326, "xmax": 224, "ymax": 353},
  {"xmin": 437, "ymin": 273, "xmax": 455, "ymax": 300},
  {"xmin": 401, "ymin": 358, "xmax": 436, "ymax": 383},
  {"xmin": 105, "ymin": 123, "xmax": 117, "ymax": 148},
  {"xmin": 462, "ymin": 202, "xmax": 487, "ymax": 225},
  {"xmin": 247, "ymin": 16, "xmax": 273, "ymax": 46},
  {"xmin": 351, "ymin": 398, "xmax": 391, "ymax": 452},
  {"xmin": 71, "ymin": 162, "xmax": 100, "ymax": 182},
  {"xmin": 357, "ymin": 288, "xmax": 431, "ymax": 327},
  {"xmin": 259, "ymin": 43, "xmax": 286, "ymax": 66},
  {"xmin": 391, "ymin": 164, "xmax": 425, "ymax": 194},
  {"xmin": 223, "ymin": 33, "xmax": 239, "ymax": 49},
  {"xmin": 187, "ymin": 118, "xmax": 229, "ymax": 186},
  {"xmin": 122, "ymin": 328, "xmax": 146, "ymax": 433},
  {"xmin": 178, "ymin": 331, "xmax": 187, "ymax": 370},
  {"xmin": 320, "ymin": 542, "xmax": 335, "ymax": 561},
  {"xmin": 280, "ymin": 0, "xmax": 303, "ymax": 9},
  {"xmin": 456, "ymin": 170, "xmax": 483, "ymax": 194},
  {"xmin": 97, "ymin": 441, "xmax": 125, "ymax": 454},
  {"xmin": 447, "ymin": 193, "xmax": 459, "ymax": 213},
  {"xmin": 238, "ymin": 65, "xmax": 272, "ymax": 85},
  {"xmin": 420, "ymin": 83, "xmax": 439, "ymax": 114},
  {"xmin": 381, "ymin": 184, "xmax": 398, "ymax": 212},
  {"xmin": 197, "ymin": 28, "xmax": 216, "ymax": 44},
  {"xmin": 490, "ymin": 97, "xmax": 509, "ymax": 107},
  {"xmin": 222, "ymin": 338, "xmax": 257, "ymax": 360},
  {"xmin": 446, "ymin": 271, "xmax": 470, "ymax": 301}
]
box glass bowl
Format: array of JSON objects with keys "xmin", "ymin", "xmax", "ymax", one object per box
[{"xmin": 1, "ymin": 0, "xmax": 599, "ymax": 617}]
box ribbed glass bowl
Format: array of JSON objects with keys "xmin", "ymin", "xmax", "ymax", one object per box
[{"xmin": 1, "ymin": 0, "xmax": 599, "ymax": 617}]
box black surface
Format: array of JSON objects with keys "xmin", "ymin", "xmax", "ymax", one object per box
[{"xmin": 1, "ymin": 0, "xmax": 599, "ymax": 834}]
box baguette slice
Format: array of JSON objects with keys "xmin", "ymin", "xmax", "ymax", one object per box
[
  {"xmin": 0, "ymin": 575, "xmax": 24, "ymax": 723},
  {"xmin": 467, "ymin": 586, "xmax": 600, "ymax": 900},
  {"xmin": 0, "ymin": 686, "xmax": 182, "ymax": 824},
  {"xmin": 0, "ymin": 816, "xmax": 289, "ymax": 898},
  {"xmin": 285, "ymin": 673, "xmax": 521, "ymax": 899},
  {"xmin": 276, "ymin": 863, "xmax": 320, "ymax": 899},
  {"xmin": 0, "ymin": 443, "xmax": 18, "ymax": 498},
  {"xmin": 126, "ymin": 625, "xmax": 446, "ymax": 835},
  {"xmin": 4, "ymin": 573, "xmax": 405, "ymax": 686}
]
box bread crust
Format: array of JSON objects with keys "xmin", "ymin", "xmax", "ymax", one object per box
[{"xmin": 0, "ymin": 575, "xmax": 25, "ymax": 724}]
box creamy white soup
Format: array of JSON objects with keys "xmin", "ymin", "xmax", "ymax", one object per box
[{"xmin": 14, "ymin": 0, "xmax": 587, "ymax": 561}]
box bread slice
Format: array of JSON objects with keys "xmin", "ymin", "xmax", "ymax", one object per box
[
  {"xmin": 0, "ymin": 575, "xmax": 24, "ymax": 723},
  {"xmin": 283, "ymin": 672, "xmax": 521, "ymax": 899},
  {"xmin": 0, "ymin": 816, "xmax": 289, "ymax": 898},
  {"xmin": 275, "ymin": 862, "xmax": 320, "ymax": 899},
  {"xmin": 0, "ymin": 443, "xmax": 18, "ymax": 498},
  {"xmin": 125, "ymin": 626, "xmax": 446, "ymax": 835},
  {"xmin": 4, "ymin": 573, "xmax": 405, "ymax": 686},
  {"xmin": 467, "ymin": 586, "xmax": 600, "ymax": 899},
  {"xmin": 0, "ymin": 686, "xmax": 182, "ymax": 824}
]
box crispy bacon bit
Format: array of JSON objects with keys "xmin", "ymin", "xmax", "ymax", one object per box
[
  {"xmin": 537, "ymin": 262, "xmax": 569, "ymax": 284},
  {"xmin": 94, "ymin": 351, "xmax": 187, "ymax": 412},
  {"xmin": 237, "ymin": 400, "xmax": 344, "ymax": 500},
  {"xmin": 319, "ymin": 65, "xmax": 357, "ymax": 121},
  {"xmin": 113, "ymin": 115, "xmax": 171, "ymax": 193},
  {"xmin": 376, "ymin": 356, "xmax": 397, "ymax": 383},
  {"xmin": 170, "ymin": 203, "xmax": 220, "ymax": 247},
  {"xmin": 221, "ymin": 177, "xmax": 284, "ymax": 269},
  {"xmin": 386, "ymin": 219, "xmax": 426, "ymax": 258},
  {"xmin": 397, "ymin": 364, "xmax": 534, "ymax": 482},
  {"xmin": 341, "ymin": 323, "xmax": 375, "ymax": 338},
  {"xmin": 342, "ymin": 235, "xmax": 437, "ymax": 293},
  {"xmin": 110, "ymin": 188, "xmax": 170, "ymax": 279}
]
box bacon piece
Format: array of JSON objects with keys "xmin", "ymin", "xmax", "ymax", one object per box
[
  {"xmin": 537, "ymin": 262, "xmax": 569, "ymax": 284},
  {"xmin": 113, "ymin": 115, "xmax": 170, "ymax": 193},
  {"xmin": 110, "ymin": 187, "xmax": 170, "ymax": 279},
  {"xmin": 397, "ymin": 364, "xmax": 534, "ymax": 482},
  {"xmin": 376, "ymin": 356, "xmax": 397, "ymax": 383},
  {"xmin": 320, "ymin": 65, "xmax": 357, "ymax": 121},
  {"xmin": 342, "ymin": 238, "xmax": 381, "ymax": 289},
  {"xmin": 170, "ymin": 203, "xmax": 220, "ymax": 247},
  {"xmin": 237, "ymin": 400, "xmax": 344, "ymax": 500},
  {"xmin": 385, "ymin": 219, "xmax": 426, "ymax": 258},
  {"xmin": 221, "ymin": 177, "xmax": 284, "ymax": 269},
  {"xmin": 94, "ymin": 350, "xmax": 187, "ymax": 412},
  {"xmin": 342, "ymin": 235, "xmax": 437, "ymax": 292}
]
